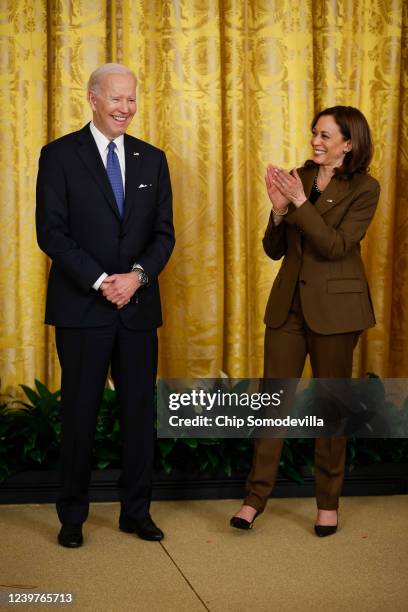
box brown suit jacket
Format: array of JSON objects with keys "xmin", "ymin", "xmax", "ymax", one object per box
[{"xmin": 263, "ymin": 166, "xmax": 380, "ymax": 334}]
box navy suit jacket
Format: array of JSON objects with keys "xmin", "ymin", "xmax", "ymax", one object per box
[{"xmin": 36, "ymin": 124, "xmax": 175, "ymax": 330}]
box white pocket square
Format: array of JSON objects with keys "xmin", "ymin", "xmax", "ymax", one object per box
[{"xmin": 138, "ymin": 183, "xmax": 152, "ymax": 188}]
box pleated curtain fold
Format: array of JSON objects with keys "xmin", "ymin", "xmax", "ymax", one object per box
[{"xmin": 0, "ymin": 0, "xmax": 407, "ymax": 392}]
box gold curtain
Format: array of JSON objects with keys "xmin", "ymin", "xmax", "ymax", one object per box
[{"xmin": 0, "ymin": 0, "xmax": 407, "ymax": 393}]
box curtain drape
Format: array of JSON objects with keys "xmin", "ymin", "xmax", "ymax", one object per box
[{"xmin": 0, "ymin": 0, "xmax": 407, "ymax": 393}]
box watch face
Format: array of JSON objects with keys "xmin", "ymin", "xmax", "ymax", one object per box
[{"xmin": 139, "ymin": 271, "xmax": 148, "ymax": 284}]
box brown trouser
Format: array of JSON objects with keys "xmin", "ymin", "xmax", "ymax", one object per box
[{"xmin": 245, "ymin": 288, "xmax": 360, "ymax": 512}]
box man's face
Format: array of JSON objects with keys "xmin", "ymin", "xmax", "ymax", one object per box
[{"xmin": 88, "ymin": 73, "xmax": 136, "ymax": 140}]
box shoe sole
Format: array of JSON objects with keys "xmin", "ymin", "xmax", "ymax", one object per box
[
  {"xmin": 58, "ymin": 537, "xmax": 83, "ymax": 548},
  {"xmin": 119, "ymin": 525, "xmax": 163, "ymax": 541}
]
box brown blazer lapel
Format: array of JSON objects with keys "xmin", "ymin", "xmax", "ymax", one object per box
[
  {"xmin": 314, "ymin": 178, "xmax": 351, "ymax": 215},
  {"xmin": 299, "ymin": 166, "xmax": 351, "ymax": 215},
  {"xmin": 298, "ymin": 166, "xmax": 315, "ymax": 200}
]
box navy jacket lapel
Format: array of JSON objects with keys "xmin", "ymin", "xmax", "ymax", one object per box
[
  {"xmin": 75, "ymin": 125, "xmax": 121, "ymax": 221},
  {"xmin": 123, "ymin": 134, "xmax": 142, "ymax": 226}
]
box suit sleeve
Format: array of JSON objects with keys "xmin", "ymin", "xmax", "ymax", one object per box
[
  {"xmin": 284, "ymin": 180, "xmax": 380, "ymax": 260},
  {"xmin": 262, "ymin": 212, "xmax": 287, "ymax": 260},
  {"xmin": 36, "ymin": 146, "xmax": 105, "ymax": 292},
  {"xmin": 136, "ymin": 152, "xmax": 175, "ymax": 278}
]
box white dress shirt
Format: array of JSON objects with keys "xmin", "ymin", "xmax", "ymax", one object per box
[
  {"xmin": 89, "ymin": 122, "xmax": 125, "ymax": 290},
  {"xmin": 89, "ymin": 121, "xmax": 126, "ymax": 188}
]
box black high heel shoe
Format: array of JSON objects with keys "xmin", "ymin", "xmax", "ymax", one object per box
[
  {"xmin": 314, "ymin": 511, "xmax": 338, "ymax": 537},
  {"xmin": 314, "ymin": 524, "xmax": 337, "ymax": 537},
  {"xmin": 230, "ymin": 511, "xmax": 259, "ymax": 530}
]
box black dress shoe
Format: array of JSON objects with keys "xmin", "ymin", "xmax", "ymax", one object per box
[
  {"xmin": 230, "ymin": 512, "xmax": 258, "ymax": 530},
  {"xmin": 314, "ymin": 524, "xmax": 338, "ymax": 537},
  {"xmin": 119, "ymin": 514, "xmax": 164, "ymax": 541},
  {"xmin": 58, "ymin": 524, "xmax": 83, "ymax": 548}
]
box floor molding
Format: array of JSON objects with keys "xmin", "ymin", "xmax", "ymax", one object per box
[{"xmin": 1, "ymin": 464, "xmax": 407, "ymax": 504}]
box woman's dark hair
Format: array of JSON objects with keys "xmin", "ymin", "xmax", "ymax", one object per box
[{"xmin": 304, "ymin": 106, "xmax": 373, "ymax": 179}]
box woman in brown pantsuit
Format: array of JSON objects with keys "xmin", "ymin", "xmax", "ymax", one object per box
[{"xmin": 231, "ymin": 106, "xmax": 380, "ymax": 536}]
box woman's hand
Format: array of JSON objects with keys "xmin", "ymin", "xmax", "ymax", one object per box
[
  {"xmin": 271, "ymin": 167, "xmax": 307, "ymax": 208},
  {"xmin": 265, "ymin": 165, "xmax": 290, "ymax": 213}
]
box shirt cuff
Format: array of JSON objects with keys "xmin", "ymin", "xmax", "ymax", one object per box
[{"xmin": 93, "ymin": 272, "xmax": 108, "ymax": 290}]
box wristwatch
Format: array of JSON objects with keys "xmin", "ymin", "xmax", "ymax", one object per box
[{"xmin": 131, "ymin": 264, "xmax": 149, "ymax": 286}]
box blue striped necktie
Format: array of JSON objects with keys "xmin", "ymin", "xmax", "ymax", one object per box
[{"xmin": 106, "ymin": 141, "xmax": 124, "ymax": 217}]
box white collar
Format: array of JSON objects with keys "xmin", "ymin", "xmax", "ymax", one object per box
[{"xmin": 89, "ymin": 121, "xmax": 124, "ymax": 154}]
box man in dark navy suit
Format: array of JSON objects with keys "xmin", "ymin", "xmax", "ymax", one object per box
[{"xmin": 36, "ymin": 63, "xmax": 175, "ymax": 547}]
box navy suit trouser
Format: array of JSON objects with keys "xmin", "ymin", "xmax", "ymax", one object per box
[{"xmin": 55, "ymin": 319, "xmax": 158, "ymax": 525}]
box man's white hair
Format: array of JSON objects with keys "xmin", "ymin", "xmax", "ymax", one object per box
[{"xmin": 88, "ymin": 63, "xmax": 137, "ymax": 93}]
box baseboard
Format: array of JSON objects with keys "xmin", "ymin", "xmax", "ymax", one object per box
[{"xmin": 0, "ymin": 463, "xmax": 407, "ymax": 504}]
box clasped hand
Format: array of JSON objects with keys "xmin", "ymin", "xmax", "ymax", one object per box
[
  {"xmin": 100, "ymin": 272, "xmax": 141, "ymax": 309},
  {"xmin": 265, "ymin": 164, "xmax": 306, "ymax": 209}
]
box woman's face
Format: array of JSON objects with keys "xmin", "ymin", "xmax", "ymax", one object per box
[{"xmin": 310, "ymin": 115, "xmax": 351, "ymax": 167}]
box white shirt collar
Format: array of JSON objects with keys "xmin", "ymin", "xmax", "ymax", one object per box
[{"xmin": 89, "ymin": 121, "xmax": 124, "ymax": 155}]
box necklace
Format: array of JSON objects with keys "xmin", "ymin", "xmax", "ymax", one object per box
[{"xmin": 313, "ymin": 174, "xmax": 322, "ymax": 193}]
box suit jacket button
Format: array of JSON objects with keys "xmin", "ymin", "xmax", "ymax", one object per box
[{"xmin": 300, "ymin": 279, "xmax": 306, "ymax": 285}]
